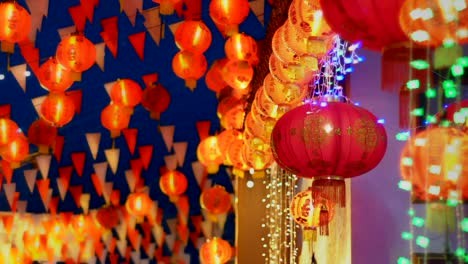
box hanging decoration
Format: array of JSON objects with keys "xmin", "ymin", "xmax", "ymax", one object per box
[{"xmin": 0, "ymin": 1, "xmax": 32, "ymax": 53}]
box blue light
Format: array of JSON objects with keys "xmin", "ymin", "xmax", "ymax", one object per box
[
  {"xmin": 358, "ymin": 56, "xmax": 365, "ymax": 62},
  {"xmin": 346, "ymin": 67, "xmax": 354, "ymax": 73},
  {"xmin": 377, "ymin": 119, "xmax": 385, "ymax": 124},
  {"xmin": 336, "ymin": 75, "xmax": 344, "ymax": 81},
  {"xmin": 354, "ymin": 102, "xmax": 360, "ymax": 106}
]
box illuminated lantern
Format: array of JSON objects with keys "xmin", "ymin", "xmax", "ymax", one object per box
[
  {"xmin": 400, "ymin": 127, "xmax": 468, "ymax": 201},
  {"xmin": 175, "ymin": 20, "xmax": 212, "ymax": 53},
  {"xmin": 200, "ymin": 237, "xmax": 232, "ymax": 264},
  {"xmin": 205, "ymin": 59, "xmax": 229, "ymax": 93},
  {"xmin": 209, "ymin": 0, "xmax": 250, "ymax": 36},
  {"xmin": 0, "ymin": 118, "xmax": 19, "ymax": 147},
  {"xmin": 290, "ymin": 188, "xmax": 335, "ymax": 236},
  {"xmin": 197, "ymin": 136, "xmax": 223, "ymax": 174},
  {"xmin": 222, "ymin": 60, "xmax": 254, "ymax": 91},
  {"xmin": 1, "ymin": 133, "xmax": 29, "ymax": 168},
  {"xmin": 288, "ymin": 0, "xmax": 334, "ymax": 39},
  {"xmin": 243, "ymin": 111, "xmax": 273, "ymax": 152},
  {"xmin": 241, "ymin": 144, "xmax": 273, "ymax": 171},
  {"xmin": 96, "ymin": 206, "xmax": 120, "ymax": 229},
  {"xmin": 254, "ymin": 87, "xmax": 290, "ymax": 120},
  {"xmin": 28, "ymin": 119, "xmax": 58, "ymax": 153},
  {"xmin": 40, "ymin": 92, "xmax": 76, "ymax": 127},
  {"xmin": 269, "ymin": 53, "xmax": 317, "ymax": 86},
  {"xmin": 37, "ymin": 58, "xmax": 75, "ymax": 92},
  {"xmin": 200, "ymin": 185, "xmax": 232, "ymax": 217},
  {"xmin": 159, "ymin": 170, "xmax": 188, "ymax": 202},
  {"xmin": 126, "ymin": 192, "xmax": 152, "ymax": 217},
  {"xmin": 217, "ymin": 129, "xmax": 243, "ymax": 165},
  {"xmin": 172, "ymin": 50, "xmax": 207, "ymax": 90},
  {"xmin": 272, "ymin": 24, "xmax": 298, "ymax": 64},
  {"xmin": 283, "ymin": 22, "xmax": 335, "ymax": 60},
  {"xmin": 0, "ymin": 2, "xmax": 31, "ymax": 52},
  {"xmin": 56, "ymin": 33, "xmax": 96, "ymax": 73},
  {"xmin": 217, "ymin": 96, "xmax": 246, "ymax": 130},
  {"xmin": 226, "ymin": 138, "xmax": 249, "ymax": 173},
  {"xmin": 153, "ymin": 0, "xmax": 182, "ymax": 15},
  {"xmin": 110, "ymin": 79, "xmax": 143, "ymax": 108},
  {"xmin": 224, "ymin": 33, "xmax": 259, "ymax": 65},
  {"xmin": 100, "ymin": 104, "xmax": 132, "ymax": 138},
  {"xmin": 271, "ymin": 100, "xmax": 387, "ymax": 206},
  {"xmin": 263, "ymin": 73, "xmax": 308, "ymax": 107},
  {"xmin": 141, "ymin": 83, "xmax": 171, "ymax": 120}
]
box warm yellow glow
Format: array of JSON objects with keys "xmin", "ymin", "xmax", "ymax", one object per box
[
  {"xmin": 5, "ymin": 4, "xmax": 15, "ymax": 37},
  {"xmin": 169, "ymin": 172, "xmax": 176, "ymax": 192},
  {"xmin": 312, "ymin": 10, "xmax": 323, "ymax": 36},
  {"xmin": 221, "ymin": 0, "xmax": 230, "ymax": 15},
  {"xmin": 10, "ymin": 140, "xmax": 18, "ymax": 158},
  {"xmin": 135, "ymin": 197, "xmax": 143, "ymax": 211},
  {"xmin": 235, "ymin": 35, "xmax": 243, "ymax": 59},
  {"xmin": 0, "ymin": 120, "xmax": 7, "ymax": 143},
  {"xmin": 192, "ymin": 25, "xmax": 203, "ymax": 47},
  {"xmin": 55, "ymin": 97, "xmax": 64, "ymax": 123},
  {"xmin": 324, "ymin": 123, "xmax": 333, "ymax": 133},
  {"xmin": 120, "ymin": 81, "xmax": 128, "ymax": 106}
]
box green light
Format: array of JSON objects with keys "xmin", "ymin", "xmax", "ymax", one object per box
[
  {"xmin": 455, "ymin": 248, "xmax": 466, "ymax": 257},
  {"xmin": 410, "ymin": 60, "xmax": 430, "ymax": 70},
  {"xmin": 416, "ymin": 236, "xmax": 430, "ymax": 248},
  {"xmin": 426, "ymin": 115, "xmax": 437, "ymax": 124},
  {"xmin": 397, "ymin": 257, "xmax": 410, "ymax": 264},
  {"xmin": 396, "ymin": 132, "xmax": 410, "ymax": 141},
  {"xmin": 445, "ymin": 88, "xmax": 458, "ymax": 98},
  {"xmin": 408, "ymin": 209, "xmax": 415, "ymax": 217},
  {"xmin": 406, "ymin": 79, "xmax": 420, "ymax": 90},
  {"xmin": 412, "ymin": 108, "xmax": 424, "ymax": 116},
  {"xmin": 451, "ymin": 64, "xmax": 464, "ymax": 77},
  {"xmin": 457, "ymin": 57, "xmax": 468, "ymax": 67},
  {"xmin": 412, "ymin": 217, "xmax": 425, "ymax": 227},
  {"xmin": 461, "ymin": 218, "xmax": 468, "ymax": 232},
  {"xmin": 398, "ymin": 180, "xmax": 412, "ymax": 191},
  {"xmin": 443, "ymin": 80, "xmax": 456, "ymax": 90},
  {"xmin": 401, "ymin": 232, "xmax": 413, "ymax": 240},
  {"xmin": 425, "ymin": 88, "xmax": 437, "ymax": 98},
  {"xmin": 447, "ymin": 198, "xmax": 459, "ymax": 207}
]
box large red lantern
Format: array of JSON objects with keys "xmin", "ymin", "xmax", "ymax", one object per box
[
  {"xmin": 197, "ymin": 136, "xmax": 223, "ymax": 174},
  {"xmin": 209, "ymin": 0, "xmax": 250, "ymax": 36},
  {"xmin": 172, "ymin": 50, "xmax": 207, "ymax": 90},
  {"xmin": 100, "ymin": 104, "xmax": 132, "ymax": 138},
  {"xmin": 37, "ymin": 58, "xmax": 75, "ymax": 92},
  {"xmin": 56, "ymin": 33, "xmax": 96, "ymax": 73},
  {"xmin": 126, "ymin": 192, "xmax": 152, "ymax": 217},
  {"xmin": 0, "ymin": 118, "xmax": 19, "ymax": 147},
  {"xmin": 159, "ymin": 170, "xmax": 188, "ymax": 202},
  {"xmin": 200, "ymin": 185, "xmax": 232, "ymax": 215},
  {"xmin": 271, "ymin": 100, "xmax": 387, "ymax": 206},
  {"xmin": 0, "ymin": 2, "xmax": 31, "ymax": 51},
  {"xmin": 40, "ymin": 92, "xmax": 76, "ymax": 127},
  {"xmin": 200, "ymin": 237, "xmax": 232, "ymax": 264},
  {"xmin": 27, "ymin": 119, "xmax": 58, "ymax": 153},
  {"xmin": 175, "ymin": 20, "xmax": 212, "ymax": 53},
  {"xmin": 110, "ymin": 79, "xmax": 143, "ymax": 108},
  {"xmin": 96, "ymin": 206, "xmax": 120, "ymax": 229},
  {"xmin": 141, "ymin": 83, "xmax": 171, "ymax": 120},
  {"xmin": 1, "ymin": 133, "xmax": 29, "ymax": 168},
  {"xmin": 224, "ymin": 33, "xmax": 259, "ymax": 65}
]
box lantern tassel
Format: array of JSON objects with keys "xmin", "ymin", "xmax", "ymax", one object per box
[
  {"xmin": 312, "ymin": 177, "xmax": 346, "ymax": 207},
  {"xmin": 319, "ymin": 206, "xmax": 329, "ymax": 236}
]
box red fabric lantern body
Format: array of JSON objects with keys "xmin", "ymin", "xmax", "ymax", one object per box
[
  {"xmin": 101, "ymin": 104, "xmax": 132, "ymax": 138},
  {"xmin": 200, "ymin": 185, "xmax": 232, "ymax": 215},
  {"xmin": 159, "ymin": 170, "xmax": 188, "ymax": 202},
  {"xmin": 0, "ymin": 2, "xmax": 31, "ymax": 49},
  {"xmin": 126, "ymin": 193, "xmax": 152, "ymax": 217},
  {"xmin": 96, "ymin": 206, "xmax": 120, "ymax": 229},
  {"xmin": 141, "ymin": 83, "xmax": 171, "ymax": 120},
  {"xmin": 197, "ymin": 136, "xmax": 223, "ymax": 174},
  {"xmin": 37, "ymin": 58, "xmax": 74, "ymax": 92},
  {"xmin": 0, "ymin": 118, "xmax": 19, "ymax": 147},
  {"xmin": 224, "ymin": 33, "xmax": 259, "ymax": 65},
  {"xmin": 209, "ymin": 0, "xmax": 250, "ymax": 36},
  {"xmin": 205, "ymin": 59, "xmax": 229, "ymax": 93},
  {"xmin": 27, "ymin": 119, "xmax": 58, "ymax": 153},
  {"xmin": 172, "ymin": 50, "xmax": 207, "ymax": 90},
  {"xmin": 271, "ymin": 101, "xmax": 387, "ymax": 206},
  {"xmin": 110, "ymin": 79, "xmax": 143, "ymax": 108},
  {"xmin": 200, "ymin": 237, "xmax": 232, "ymax": 264},
  {"xmin": 175, "ymin": 20, "xmax": 212, "ymax": 53},
  {"xmin": 1, "ymin": 134, "xmax": 29, "ymax": 167},
  {"xmin": 40, "ymin": 92, "xmax": 76, "ymax": 127},
  {"xmin": 56, "ymin": 34, "xmax": 96, "ymax": 72}
]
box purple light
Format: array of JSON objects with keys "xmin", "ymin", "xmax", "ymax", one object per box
[
  {"xmin": 320, "ymin": 102, "xmax": 327, "ymax": 107},
  {"xmin": 354, "ymin": 102, "xmax": 360, "ymax": 106}
]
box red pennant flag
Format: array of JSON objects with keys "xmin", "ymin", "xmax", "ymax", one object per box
[
  {"xmin": 0, "ymin": 105, "xmax": 11, "ymax": 118},
  {"xmin": 122, "ymin": 128, "xmax": 138, "ymax": 155},
  {"xmin": 95, "ymin": 241, "xmax": 104, "ymax": 260},
  {"xmin": 109, "ymin": 253, "xmax": 119, "ymax": 264},
  {"xmin": 1, "ymin": 161, "xmax": 12, "ymax": 183},
  {"xmin": 156, "ymin": 208, "xmax": 164, "ymax": 225},
  {"xmin": 127, "ymin": 228, "xmax": 139, "ymax": 249},
  {"xmin": 130, "ymin": 159, "xmax": 143, "ymax": 179},
  {"xmin": 68, "ymin": 5, "xmax": 87, "ymax": 32},
  {"xmin": 53, "ymin": 135, "xmax": 65, "ymax": 162},
  {"xmin": 128, "ymin": 32, "xmax": 146, "ymax": 61},
  {"xmin": 190, "ymin": 232, "xmax": 199, "ymax": 246},
  {"xmin": 36, "ymin": 179, "xmax": 50, "ymax": 206},
  {"xmin": 100, "ymin": 17, "xmax": 119, "ymax": 58},
  {"xmin": 60, "ymin": 212, "xmax": 74, "ymax": 226},
  {"xmin": 58, "ymin": 166, "xmax": 73, "ymax": 193},
  {"xmin": 159, "ymin": 166, "xmax": 168, "ymax": 176},
  {"xmin": 67, "ymin": 90, "xmax": 83, "ymax": 114},
  {"xmin": 91, "ymin": 173, "xmax": 103, "ymax": 196},
  {"xmin": 176, "ymin": 195, "xmax": 190, "ymax": 218},
  {"xmin": 2, "ymin": 215, "xmax": 14, "ymax": 234},
  {"xmin": 142, "ymin": 73, "xmax": 158, "ymax": 87},
  {"xmin": 177, "ymin": 225, "xmax": 189, "ymax": 244},
  {"xmin": 71, "ymin": 152, "xmax": 86, "ymax": 176},
  {"xmin": 10, "ymin": 192, "xmax": 20, "ymax": 212},
  {"xmin": 138, "ymin": 145, "xmax": 153, "ymax": 170},
  {"xmin": 49, "ymin": 196, "xmax": 60, "ymax": 215},
  {"xmin": 190, "ymin": 215, "xmax": 203, "ymax": 234},
  {"xmin": 196, "ymin": 120, "xmax": 211, "ymax": 141},
  {"xmin": 183, "ymin": 0, "xmax": 202, "ymax": 20},
  {"xmin": 19, "ymin": 42, "xmax": 40, "ymax": 74},
  {"xmin": 80, "ymin": 0, "xmax": 98, "ymax": 23},
  {"xmin": 110, "ymin": 190, "xmax": 120, "ymax": 206},
  {"xmin": 69, "ymin": 185, "xmax": 83, "ymax": 207}
]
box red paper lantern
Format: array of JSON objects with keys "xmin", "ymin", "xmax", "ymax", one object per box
[
  {"xmin": 0, "ymin": 2, "xmax": 31, "ymax": 48},
  {"xmin": 172, "ymin": 50, "xmax": 207, "ymax": 90},
  {"xmin": 96, "ymin": 206, "xmax": 120, "ymax": 229},
  {"xmin": 217, "ymin": 96, "xmax": 246, "ymax": 130},
  {"xmin": 217, "ymin": 129, "xmax": 242, "ymax": 165},
  {"xmin": 226, "ymin": 137, "xmax": 249, "ymax": 171},
  {"xmin": 37, "ymin": 58, "xmax": 75, "ymax": 92},
  {"xmin": 100, "ymin": 104, "xmax": 132, "ymax": 138},
  {"xmin": 126, "ymin": 192, "xmax": 152, "ymax": 217},
  {"xmin": 200, "ymin": 185, "xmax": 232, "ymax": 215},
  {"xmin": 159, "ymin": 170, "xmax": 188, "ymax": 202},
  {"xmin": 224, "ymin": 33, "xmax": 259, "ymax": 65},
  {"xmin": 197, "ymin": 136, "xmax": 223, "ymax": 174},
  {"xmin": 141, "ymin": 83, "xmax": 171, "ymax": 120},
  {"xmin": 110, "ymin": 79, "xmax": 143, "ymax": 108},
  {"xmin": 222, "ymin": 60, "xmax": 254, "ymax": 91},
  {"xmin": 209, "ymin": 0, "xmax": 250, "ymax": 36},
  {"xmin": 271, "ymin": 100, "xmax": 387, "ymax": 206},
  {"xmin": 1, "ymin": 133, "xmax": 29, "ymax": 167},
  {"xmin": 205, "ymin": 58, "xmax": 229, "ymax": 93},
  {"xmin": 40, "ymin": 92, "xmax": 76, "ymax": 127},
  {"xmin": 27, "ymin": 119, "xmax": 58, "ymax": 153},
  {"xmin": 56, "ymin": 33, "xmax": 96, "ymax": 72},
  {"xmin": 0, "ymin": 118, "xmax": 19, "ymax": 147},
  {"xmin": 200, "ymin": 237, "xmax": 232, "ymax": 264},
  {"xmin": 175, "ymin": 20, "xmax": 212, "ymax": 53}
]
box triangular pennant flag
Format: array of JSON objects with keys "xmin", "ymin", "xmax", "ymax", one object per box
[
  {"xmin": 86, "ymin": 133, "xmax": 101, "ymax": 160},
  {"xmin": 122, "ymin": 0, "xmax": 143, "ymax": 26},
  {"xmin": 36, "ymin": 155, "xmax": 52, "ymax": 179},
  {"xmin": 16, "ymin": 200, "xmax": 27, "ymax": 214},
  {"xmin": 0, "ymin": 104, "xmax": 11, "ymax": 118},
  {"xmin": 57, "ymin": 26, "xmax": 77, "ymax": 40},
  {"xmin": 125, "ymin": 170, "xmax": 136, "ymax": 192},
  {"xmin": 71, "ymin": 152, "xmax": 86, "ymax": 177},
  {"xmin": 165, "ymin": 234, "xmax": 176, "ymax": 250},
  {"xmin": 91, "ymin": 173, "xmax": 103, "ymax": 196},
  {"xmin": 23, "ymin": 169, "xmax": 38, "ymax": 193},
  {"xmin": 1, "ymin": 160, "xmax": 12, "ymax": 183},
  {"xmin": 10, "ymin": 64, "xmax": 27, "ymax": 92},
  {"xmin": 68, "ymin": 185, "xmax": 83, "ymax": 208},
  {"xmin": 3, "ymin": 183, "xmax": 15, "ymax": 209},
  {"xmin": 36, "ymin": 179, "xmax": 50, "ymax": 209},
  {"xmin": 142, "ymin": 7, "xmax": 161, "ymax": 45},
  {"xmin": 249, "ymin": 0, "xmax": 265, "ymax": 25},
  {"xmin": 216, "ymin": 213, "xmax": 228, "ymax": 234},
  {"xmin": 80, "ymin": 0, "xmax": 98, "ymax": 22},
  {"xmin": 105, "ymin": 148, "xmax": 120, "ymax": 174},
  {"xmin": 25, "ymin": 0, "xmax": 49, "ymax": 40},
  {"xmin": 31, "ymin": 95, "xmax": 46, "ymax": 116},
  {"xmin": 19, "ymin": 43, "xmax": 40, "ymax": 74},
  {"xmin": 95, "ymin": 42, "xmax": 106, "ymax": 71},
  {"xmin": 160, "ymin": 125, "xmax": 175, "ymax": 152},
  {"xmin": 49, "ymin": 196, "xmax": 59, "ymax": 215},
  {"xmin": 176, "ymin": 196, "xmax": 190, "ymax": 221},
  {"xmin": 142, "ymin": 73, "xmax": 158, "ymax": 87},
  {"xmin": 128, "ymin": 32, "xmax": 146, "ymax": 61},
  {"xmin": 200, "ymin": 221, "xmax": 212, "ymax": 239},
  {"xmin": 168, "ymin": 21, "xmax": 183, "ymax": 35},
  {"xmin": 192, "ymin": 161, "xmax": 206, "ymax": 186},
  {"xmin": 190, "ymin": 215, "xmax": 203, "ymax": 234},
  {"xmin": 130, "ymin": 159, "xmax": 143, "ymax": 180},
  {"xmin": 173, "ymin": 142, "xmax": 188, "ymax": 167},
  {"xmin": 163, "ymin": 155, "xmax": 177, "ymax": 171},
  {"xmin": 80, "ymin": 193, "xmax": 90, "ymax": 214},
  {"xmin": 122, "ymin": 128, "xmax": 137, "ymax": 155},
  {"xmin": 102, "ymin": 182, "xmax": 113, "ymax": 204},
  {"xmin": 138, "ymin": 145, "xmax": 153, "ymax": 170},
  {"xmin": 103, "ymin": 81, "xmax": 116, "ymax": 96},
  {"xmin": 196, "ymin": 121, "xmax": 211, "ymax": 141},
  {"xmin": 116, "ymin": 239, "xmax": 127, "ymax": 256},
  {"xmin": 128, "ymin": 228, "xmax": 141, "ymax": 250},
  {"xmin": 67, "ymin": 90, "xmax": 83, "ymax": 114},
  {"xmin": 56, "ymin": 178, "xmax": 67, "ymax": 200},
  {"xmin": 68, "ymin": 5, "xmax": 86, "ymax": 31},
  {"xmin": 53, "ymin": 135, "xmax": 65, "ymax": 162},
  {"xmin": 100, "ymin": 17, "xmax": 119, "ymax": 58},
  {"xmin": 93, "ymin": 162, "xmax": 108, "ymax": 184}
]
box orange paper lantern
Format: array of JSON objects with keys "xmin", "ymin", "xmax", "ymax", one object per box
[
  {"xmin": 205, "ymin": 58, "xmax": 229, "ymax": 93},
  {"xmin": 0, "ymin": 2, "xmax": 31, "ymax": 51},
  {"xmin": 175, "ymin": 20, "xmax": 212, "ymax": 53},
  {"xmin": 0, "ymin": 118, "xmax": 19, "ymax": 147},
  {"xmin": 126, "ymin": 192, "xmax": 152, "ymax": 217},
  {"xmin": 100, "ymin": 104, "xmax": 132, "ymax": 138},
  {"xmin": 27, "ymin": 119, "xmax": 58, "ymax": 153},
  {"xmin": 217, "ymin": 129, "xmax": 242, "ymax": 165},
  {"xmin": 222, "ymin": 60, "xmax": 254, "ymax": 91},
  {"xmin": 241, "ymin": 143, "xmax": 273, "ymax": 171},
  {"xmin": 263, "ymin": 73, "xmax": 308, "ymax": 106},
  {"xmin": 141, "ymin": 83, "xmax": 171, "ymax": 120},
  {"xmin": 200, "ymin": 185, "xmax": 232, "ymax": 215},
  {"xmin": 37, "ymin": 58, "xmax": 75, "ymax": 92},
  {"xmin": 217, "ymin": 96, "xmax": 246, "ymax": 130},
  {"xmin": 1, "ymin": 133, "xmax": 29, "ymax": 167},
  {"xmin": 159, "ymin": 170, "xmax": 188, "ymax": 202},
  {"xmin": 56, "ymin": 33, "xmax": 96, "ymax": 72},
  {"xmin": 226, "ymin": 138, "xmax": 249, "ymax": 172},
  {"xmin": 197, "ymin": 136, "xmax": 223, "ymax": 174},
  {"xmin": 200, "ymin": 237, "xmax": 232, "ymax": 264},
  {"xmin": 209, "ymin": 0, "xmax": 250, "ymax": 36},
  {"xmin": 110, "ymin": 79, "xmax": 143, "ymax": 108},
  {"xmin": 40, "ymin": 92, "xmax": 76, "ymax": 127},
  {"xmin": 172, "ymin": 50, "xmax": 207, "ymax": 90},
  {"xmin": 224, "ymin": 33, "xmax": 259, "ymax": 65}
]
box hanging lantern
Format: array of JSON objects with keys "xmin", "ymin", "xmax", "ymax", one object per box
[
  {"xmin": 27, "ymin": 119, "xmax": 58, "ymax": 153},
  {"xmin": 56, "ymin": 33, "xmax": 96, "ymax": 74},
  {"xmin": 217, "ymin": 129, "xmax": 243, "ymax": 165},
  {"xmin": 172, "ymin": 50, "xmax": 207, "ymax": 90},
  {"xmin": 243, "ymin": 112, "xmax": 273, "ymax": 152},
  {"xmin": 209, "ymin": 0, "xmax": 250, "ymax": 36},
  {"xmin": 253, "ymin": 87, "xmax": 290, "ymax": 120},
  {"xmin": 287, "ymin": 0, "xmax": 335, "ymax": 39},
  {"xmin": 1, "ymin": 133, "xmax": 29, "ymax": 168},
  {"xmin": 96, "ymin": 206, "xmax": 120, "ymax": 229},
  {"xmin": 222, "ymin": 60, "xmax": 254, "ymax": 91},
  {"xmin": 226, "ymin": 138, "xmax": 249, "ymax": 174},
  {"xmin": 100, "ymin": 103, "xmax": 132, "ymax": 138},
  {"xmin": 159, "ymin": 170, "xmax": 188, "ymax": 202},
  {"xmin": 199, "ymin": 237, "xmax": 232, "ymax": 264},
  {"xmin": 37, "ymin": 58, "xmax": 75, "ymax": 92},
  {"xmin": 269, "ymin": 53, "xmax": 317, "ymax": 86},
  {"xmin": 240, "ymin": 144, "xmax": 273, "ymax": 171},
  {"xmin": 263, "ymin": 73, "xmax": 308, "ymax": 107},
  {"xmin": 224, "ymin": 33, "xmax": 259, "ymax": 65},
  {"xmin": 126, "ymin": 192, "xmax": 152, "ymax": 217},
  {"xmin": 217, "ymin": 96, "xmax": 246, "ymax": 130},
  {"xmin": 153, "ymin": 0, "xmax": 182, "ymax": 15},
  {"xmin": 282, "ymin": 22, "xmax": 335, "ymax": 60},
  {"xmin": 175, "ymin": 20, "xmax": 212, "ymax": 53},
  {"xmin": 110, "ymin": 79, "xmax": 143, "ymax": 108},
  {"xmin": 400, "ymin": 126, "xmax": 468, "ymax": 201},
  {"xmin": 141, "ymin": 83, "xmax": 171, "ymax": 120},
  {"xmin": 271, "ymin": 100, "xmax": 387, "ymax": 206},
  {"xmin": 40, "ymin": 92, "xmax": 76, "ymax": 127},
  {"xmin": 0, "ymin": 2, "xmax": 31, "ymax": 52},
  {"xmin": 200, "ymin": 185, "xmax": 232, "ymax": 218},
  {"xmin": 0, "ymin": 118, "xmax": 19, "ymax": 147},
  {"xmin": 205, "ymin": 59, "xmax": 229, "ymax": 93},
  {"xmin": 197, "ymin": 136, "xmax": 223, "ymax": 174}
]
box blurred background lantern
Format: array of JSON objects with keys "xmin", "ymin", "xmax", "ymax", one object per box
[
  {"xmin": 226, "ymin": 137, "xmax": 249, "ymax": 175},
  {"xmin": 263, "ymin": 73, "xmax": 308, "ymax": 107},
  {"xmin": 27, "ymin": 119, "xmax": 58, "ymax": 153},
  {"xmin": 37, "ymin": 58, "xmax": 75, "ymax": 92},
  {"xmin": 110, "ymin": 79, "xmax": 143, "ymax": 109},
  {"xmin": 1, "ymin": 133, "xmax": 29, "ymax": 168},
  {"xmin": 175, "ymin": 20, "xmax": 212, "ymax": 53},
  {"xmin": 205, "ymin": 58, "xmax": 229, "ymax": 93},
  {"xmin": 271, "ymin": 101, "xmax": 387, "ymax": 206},
  {"xmin": 241, "ymin": 144, "xmax": 273, "ymax": 171},
  {"xmin": 197, "ymin": 135, "xmax": 223, "ymax": 174},
  {"xmin": 217, "ymin": 129, "xmax": 242, "ymax": 165},
  {"xmin": 224, "ymin": 33, "xmax": 259, "ymax": 65},
  {"xmin": 199, "ymin": 237, "xmax": 232, "ymax": 264},
  {"xmin": 96, "ymin": 205, "xmax": 120, "ymax": 229},
  {"xmin": 100, "ymin": 103, "xmax": 132, "ymax": 138},
  {"xmin": 209, "ymin": 0, "xmax": 250, "ymax": 36},
  {"xmin": 126, "ymin": 192, "xmax": 152, "ymax": 218},
  {"xmin": 172, "ymin": 50, "xmax": 208, "ymax": 90},
  {"xmin": 217, "ymin": 96, "xmax": 246, "ymax": 130},
  {"xmin": 222, "ymin": 60, "xmax": 254, "ymax": 91},
  {"xmin": 0, "ymin": 118, "xmax": 19, "ymax": 147},
  {"xmin": 269, "ymin": 53, "xmax": 317, "ymax": 86},
  {"xmin": 56, "ymin": 33, "xmax": 96, "ymax": 79},
  {"xmin": 0, "ymin": 1, "xmax": 31, "ymax": 52},
  {"xmin": 200, "ymin": 185, "xmax": 232, "ymax": 220},
  {"xmin": 159, "ymin": 170, "xmax": 188, "ymax": 202},
  {"xmin": 141, "ymin": 83, "xmax": 171, "ymax": 120},
  {"xmin": 40, "ymin": 92, "xmax": 76, "ymax": 127}
]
